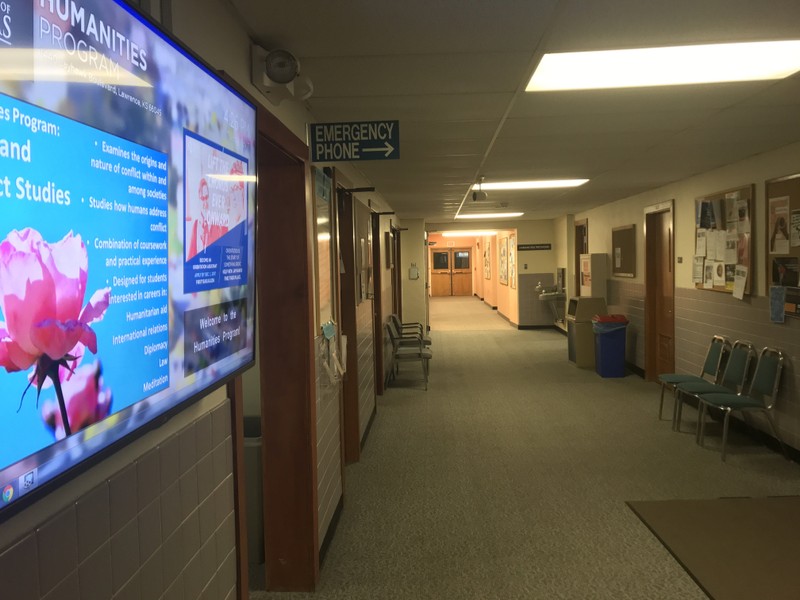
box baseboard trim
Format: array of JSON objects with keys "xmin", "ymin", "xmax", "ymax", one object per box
[
  {"xmin": 360, "ymin": 404, "xmax": 377, "ymax": 451},
  {"xmin": 627, "ymin": 363, "xmax": 645, "ymax": 378},
  {"xmin": 319, "ymin": 494, "xmax": 344, "ymax": 566}
]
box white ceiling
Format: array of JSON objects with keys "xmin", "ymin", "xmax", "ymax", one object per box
[{"xmin": 228, "ymin": 0, "xmax": 800, "ymax": 222}]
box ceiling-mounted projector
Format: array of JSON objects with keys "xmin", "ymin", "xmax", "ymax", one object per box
[{"xmin": 251, "ymin": 45, "xmax": 314, "ymax": 106}]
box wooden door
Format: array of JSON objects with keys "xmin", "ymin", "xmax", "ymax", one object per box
[
  {"xmin": 431, "ymin": 250, "xmax": 452, "ymax": 296},
  {"xmin": 451, "ymin": 249, "xmax": 472, "ymax": 296},
  {"xmin": 645, "ymin": 208, "xmax": 675, "ymax": 380}
]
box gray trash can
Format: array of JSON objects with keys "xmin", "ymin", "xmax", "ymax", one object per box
[{"xmin": 243, "ymin": 416, "xmax": 264, "ymax": 565}]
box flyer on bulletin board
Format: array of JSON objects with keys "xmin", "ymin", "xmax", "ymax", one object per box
[{"xmin": 769, "ymin": 196, "xmax": 790, "ymax": 254}]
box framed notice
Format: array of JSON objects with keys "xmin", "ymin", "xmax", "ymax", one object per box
[
  {"xmin": 509, "ymin": 234, "xmax": 517, "ymax": 289},
  {"xmin": 694, "ymin": 184, "xmax": 753, "ymax": 295},
  {"xmin": 499, "ymin": 237, "xmax": 509, "ymax": 285},
  {"xmin": 611, "ymin": 224, "xmax": 635, "ymax": 277}
]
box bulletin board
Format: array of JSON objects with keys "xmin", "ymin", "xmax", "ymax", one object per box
[
  {"xmin": 611, "ymin": 224, "xmax": 635, "ymax": 277},
  {"xmin": 693, "ymin": 184, "xmax": 753, "ymax": 295},
  {"xmin": 765, "ymin": 173, "xmax": 800, "ymax": 319}
]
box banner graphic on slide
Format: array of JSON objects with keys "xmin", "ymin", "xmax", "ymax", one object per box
[{"xmin": 183, "ymin": 131, "xmax": 249, "ymax": 293}]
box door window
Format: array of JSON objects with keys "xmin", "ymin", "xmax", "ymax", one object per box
[
  {"xmin": 454, "ymin": 251, "xmax": 470, "ymax": 269},
  {"xmin": 433, "ymin": 251, "xmax": 449, "ymax": 270}
]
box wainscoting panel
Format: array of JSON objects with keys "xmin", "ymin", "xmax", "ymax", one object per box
[{"xmin": 607, "ymin": 279, "xmax": 645, "ymax": 370}]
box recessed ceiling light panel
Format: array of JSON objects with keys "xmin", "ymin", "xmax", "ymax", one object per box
[
  {"xmin": 473, "ymin": 179, "xmax": 588, "ymax": 190},
  {"xmin": 456, "ymin": 213, "xmax": 524, "ymax": 220},
  {"xmin": 527, "ymin": 40, "xmax": 800, "ymax": 91}
]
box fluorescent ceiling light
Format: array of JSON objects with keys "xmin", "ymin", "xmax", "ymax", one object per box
[
  {"xmin": 527, "ymin": 40, "xmax": 800, "ymax": 91},
  {"xmin": 456, "ymin": 213, "xmax": 524, "ymax": 220},
  {"xmin": 474, "ymin": 179, "xmax": 588, "ymax": 190},
  {"xmin": 441, "ymin": 231, "xmax": 497, "ymax": 237},
  {"xmin": 0, "ymin": 49, "xmax": 152, "ymax": 87},
  {"xmin": 208, "ymin": 174, "xmax": 257, "ymax": 183}
]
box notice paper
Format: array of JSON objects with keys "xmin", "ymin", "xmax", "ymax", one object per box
[
  {"xmin": 770, "ymin": 286, "xmax": 786, "ymax": 323},
  {"xmin": 713, "ymin": 260, "xmax": 725, "ymax": 287},
  {"xmin": 696, "ymin": 229, "xmax": 707, "ymax": 257},
  {"xmin": 725, "ymin": 232, "xmax": 738, "ymax": 264},
  {"xmin": 733, "ymin": 265, "xmax": 748, "ymax": 300},
  {"xmin": 693, "ymin": 256, "xmax": 705, "ymax": 283},
  {"xmin": 704, "ymin": 263, "xmax": 714, "ymax": 289},
  {"xmin": 715, "ymin": 230, "xmax": 727, "ymax": 262},
  {"xmin": 792, "ymin": 210, "xmax": 800, "ymax": 247}
]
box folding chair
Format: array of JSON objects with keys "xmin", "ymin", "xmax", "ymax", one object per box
[
  {"xmin": 657, "ymin": 335, "xmax": 729, "ymax": 421},
  {"xmin": 389, "ymin": 314, "xmax": 431, "ymax": 346},
  {"xmin": 696, "ymin": 347, "xmax": 788, "ymax": 462},
  {"xmin": 673, "ymin": 340, "xmax": 756, "ymax": 433},
  {"xmin": 385, "ymin": 322, "xmax": 432, "ymax": 390}
]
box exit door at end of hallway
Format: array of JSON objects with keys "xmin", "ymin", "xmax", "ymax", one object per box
[{"xmin": 431, "ymin": 248, "xmax": 472, "ymax": 296}]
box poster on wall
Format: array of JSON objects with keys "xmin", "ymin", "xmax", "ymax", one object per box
[
  {"xmin": 509, "ymin": 234, "xmax": 517, "ymax": 289},
  {"xmin": 769, "ymin": 196, "xmax": 791, "ymax": 254},
  {"xmin": 499, "ymin": 237, "xmax": 509, "ymax": 285},
  {"xmin": 483, "ymin": 240, "xmax": 491, "ymax": 280}
]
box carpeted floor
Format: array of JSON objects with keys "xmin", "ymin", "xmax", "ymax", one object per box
[{"xmin": 251, "ymin": 296, "xmax": 800, "ymax": 599}]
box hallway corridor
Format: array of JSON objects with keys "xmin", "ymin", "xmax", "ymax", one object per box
[{"xmin": 252, "ymin": 298, "xmax": 800, "ymax": 599}]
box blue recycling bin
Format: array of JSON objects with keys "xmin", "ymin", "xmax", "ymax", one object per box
[{"xmin": 592, "ymin": 315, "xmax": 628, "ymax": 378}]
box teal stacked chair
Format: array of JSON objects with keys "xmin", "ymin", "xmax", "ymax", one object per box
[
  {"xmin": 657, "ymin": 335, "xmax": 730, "ymax": 422},
  {"xmin": 696, "ymin": 347, "xmax": 787, "ymax": 462},
  {"xmin": 673, "ymin": 340, "xmax": 756, "ymax": 433}
]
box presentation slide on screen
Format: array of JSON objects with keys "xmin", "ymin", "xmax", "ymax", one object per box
[
  {"xmin": 0, "ymin": 0, "xmax": 256, "ymax": 512},
  {"xmin": 0, "ymin": 93, "xmax": 170, "ymax": 467}
]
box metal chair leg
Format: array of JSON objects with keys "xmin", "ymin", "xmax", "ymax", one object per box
[
  {"xmin": 721, "ymin": 409, "xmax": 731, "ymax": 462},
  {"xmin": 763, "ymin": 411, "xmax": 789, "ymax": 459},
  {"xmin": 659, "ymin": 384, "xmax": 666, "ymax": 420},
  {"xmin": 674, "ymin": 390, "xmax": 684, "ymax": 432},
  {"xmin": 695, "ymin": 401, "xmax": 705, "ymax": 445}
]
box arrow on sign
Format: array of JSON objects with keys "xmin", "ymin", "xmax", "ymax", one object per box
[{"xmin": 363, "ymin": 141, "xmax": 395, "ymax": 158}]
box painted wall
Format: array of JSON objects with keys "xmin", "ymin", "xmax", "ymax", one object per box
[
  {"xmin": 515, "ymin": 220, "xmax": 557, "ymax": 278},
  {"xmin": 400, "ymin": 220, "xmax": 428, "ymax": 327}
]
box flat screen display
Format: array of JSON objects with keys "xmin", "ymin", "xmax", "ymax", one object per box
[{"xmin": 0, "ymin": 0, "xmax": 257, "ymax": 518}]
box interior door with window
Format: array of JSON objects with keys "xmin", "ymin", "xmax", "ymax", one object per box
[
  {"xmin": 431, "ymin": 248, "xmax": 472, "ymax": 296},
  {"xmin": 431, "ymin": 249, "xmax": 452, "ymax": 296},
  {"xmin": 451, "ymin": 250, "xmax": 472, "ymax": 296}
]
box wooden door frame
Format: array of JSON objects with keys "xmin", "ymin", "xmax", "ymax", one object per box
[
  {"xmin": 257, "ymin": 117, "xmax": 319, "ymax": 590},
  {"xmin": 644, "ymin": 201, "xmax": 674, "ymax": 381},
  {"xmin": 336, "ymin": 186, "xmax": 361, "ymax": 464},
  {"xmin": 574, "ymin": 219, "xmax": 588, "ymax": 294},
  {"xmin": 371, "ymin": 213, "xmax": 385, "ymax": 395},
  {"xmin": 392, "ymin": 227, "xmax": 402, "ymax": 319}
]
